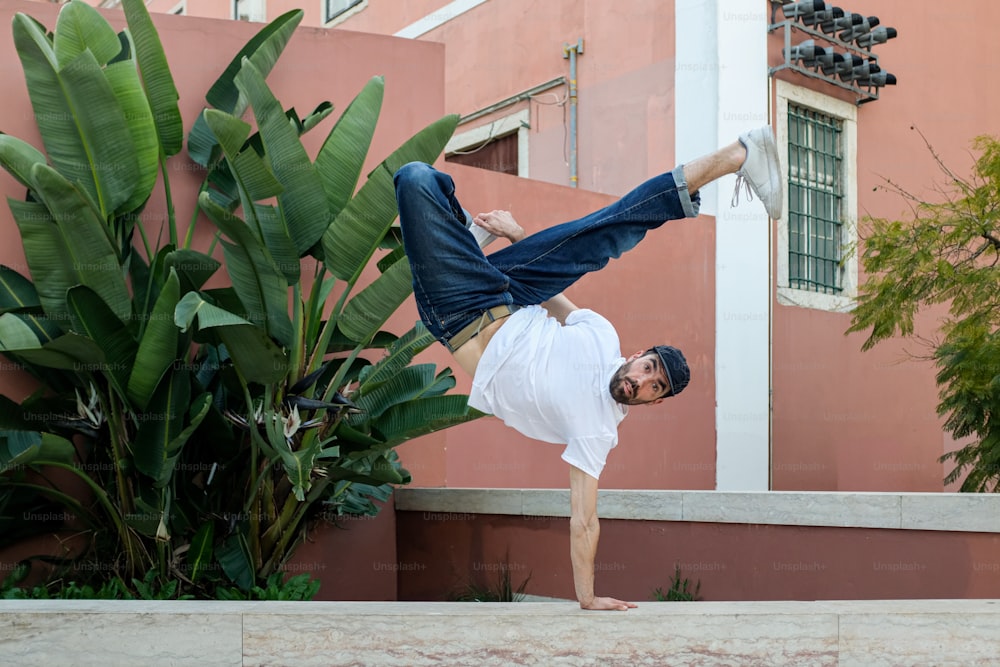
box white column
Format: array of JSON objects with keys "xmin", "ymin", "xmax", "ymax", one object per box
[
  {"xmin": 674, "ymin": 0, "xmax": 719, "ymax": 217},
  {"xmin": 712, "ymin": 1, "xmax": 771, "ymax": 490},
  {"xmin": 677, "ymin": 0, "xmax": 771, "ymax": 490}
]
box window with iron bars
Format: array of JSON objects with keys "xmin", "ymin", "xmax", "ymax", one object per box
[{"xmin": 787, "ymin": 104, "xmax": 844, "ymax": 295}]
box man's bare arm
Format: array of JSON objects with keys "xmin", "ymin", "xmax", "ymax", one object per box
[
  {"xmin": 569, "ymin": 465, "xmax": 637, "ymax": 611},
  {"xmin": 541, "ymin": 294, "xmax": 579, "ymax": 324}
]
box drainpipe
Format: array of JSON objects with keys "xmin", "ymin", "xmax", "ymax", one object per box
[{"xmin": 562, "ymin": 38, "xmax": 584, "ymax": 188}]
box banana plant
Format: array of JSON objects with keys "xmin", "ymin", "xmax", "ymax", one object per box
[
  {"xmin": 0, "ymin": 1, "xmax": 483, "ymax": 594},
  {"xmin": 0, "ymin": 0, "xmax": 193, "ymax": 577},
  {"xmin": 175, "ymin": 55, "xmax": 482, "ymax": 583}
]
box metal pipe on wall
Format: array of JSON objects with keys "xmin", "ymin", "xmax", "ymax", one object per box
[{"xmin": 562, "ymin": 38, "xmax": 584, "ymax": 188}]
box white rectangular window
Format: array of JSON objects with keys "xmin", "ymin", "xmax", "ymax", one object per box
[
  {"xmin": 445, "ymin": 110, "xmax": 530, "ymax": 178},
  {"xmin": 775, "ymin": 80, "xmax": 858, "ymax": 312},
  {"xmin": 325, "ymin": 0, "xmax": 366, "ymax": 25},
  {"xmin": 233, "ymin": 0, "xmax": 265, "ymax": 22}
]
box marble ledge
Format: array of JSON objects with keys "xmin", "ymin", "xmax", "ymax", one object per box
[
  {"xmin": 395, "ymin": 488, "xmax": 1000, "ymax": 533},
  {"xmin": 4, "ymin": 600, "xmax": 1000, "ymax": 667}
]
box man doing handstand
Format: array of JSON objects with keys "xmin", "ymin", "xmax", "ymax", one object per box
[{"xmin": 393, "ymin": 126, "xmax": 782, "ymax": 611}]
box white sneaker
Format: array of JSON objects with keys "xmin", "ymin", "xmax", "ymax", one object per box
[
  {"xmin": 732, "ymin": 126, "xmax": 783, "ymax": 219},
  {"xmin": 463, "ymin": 208, "xmax": 498, "ymax": 248}
]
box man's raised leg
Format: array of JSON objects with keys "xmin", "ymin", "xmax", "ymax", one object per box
[
  {"xmin": 394, "ymin": 162, "xmax": 515, "ymax": 343},
  {"xmin": 480, "ymin": 127, "xmax": 782, "ymax": 305}
]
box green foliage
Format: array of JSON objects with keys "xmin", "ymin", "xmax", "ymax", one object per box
[
  {"xmin": 848, "ymin": 132, "xmax": 1000, "ymax": 491},
  {"xmin": 0, "ymin": 1, "xmax": 478, "ymax": 598},
  {"xmin": 213, "ymin": 573, "xmax": 320, "ymax": 601},
  {"xmin": 450, "ymin": 557, "xmax": 531, "ymax": 602},
  {"xmin": 0, "ymin": 563, "xmax": 317, "ymax": 601},
  {"xmin": 1, "ymin": 566, "xmax": 194, "ymax": 600},
  {"xmin": 652, "ymin": 566, "xmax": 702, "ymax": 602}
]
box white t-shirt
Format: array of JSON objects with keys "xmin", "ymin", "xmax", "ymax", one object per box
[{"xmin": 468, "ymin": 305, "xmax": 628, "ymax": 479}]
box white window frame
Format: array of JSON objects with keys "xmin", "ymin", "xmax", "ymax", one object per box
[
  {"xmin": 233, "ymin": 0, "xmax": 266, "ymax": 22},
  {"xmin": 169, "ymin": 1, "xmax": 186, "ymax": 15},
  {"xmin": 445, "ymin": 109, "xmax": 530, "ymax": 178},
  {"xmin": 775, "ymin": 79, "xmax": 858, "ymax": 312},
  {"xmin": 323, "ymin": 0, "xmax": 368, "ymax": 27}
]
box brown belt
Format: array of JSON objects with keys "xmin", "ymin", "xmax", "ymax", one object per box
[{"xmin": 445, "ymin": 304, "xmax": 521, "ymax": 352}]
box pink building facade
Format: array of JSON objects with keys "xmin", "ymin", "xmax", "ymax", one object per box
[
  {"xmin": 321, "ymin": 0, "xmax": 1000, "ymax": 494},
  {"xmin": 6, "ymin": 0, "xmax": 1000, "ymax": 604},
  {"xmin": 19, "ymin": 1, "xmax": 1000, "ymax": 495}
]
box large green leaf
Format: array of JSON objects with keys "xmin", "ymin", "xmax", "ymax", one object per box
[
  {"xmin": 188, "ymin": 10, "xmax": 304, "ymax": 167},
  {"xmin": 251, "ymin": 204, "xmax": 298, "ymax": 284},
  {"xmin": 203, "ymin": 109, "xmax": 283, "ymax": 203},
  {"xmin": 315, "ymin": 76, "xmax": 384, "ymax": 222},
  {"xmin": 14, "ymin": 15, "xmax": 137, "ymax": 218},
  {"xmin": 53, "ymin": 1, "xmax": 121, "ymax": 69},
  {"xmin": 198, "ymin": 192, "xmax": 293, "ymax": 346},
  {"xmin": 174, "ymin": 292, "xmax": 287, "ymax": 384},
  {"xmin": 0, "ymin": 264, "xmax": 62, "ymax": 343},
  {"xmin": 127, "ymin": 268, "xmax": 180, "ymax": 410},
  {"xmin": 66, "ymin": 285, "xmax": 137, "ymax": 398},
  {"xmin": 133, "ymin": 369, "xmax": 188, "ymax": 484},
  {"xmin": 136, "ymin": 386, "xmax": 211, "ymax": 488},
  {"xmin": 235, "ymin": 59, "xmax": 329, "ymax": 254},
  {"xmin": 201, "ymin": 110, "xmax": 297, "ymax": 283},
  {"xmin": 351, "ymin": 363, "xmax": 436, "ymax": 420},
  {"xmin": 30, "ymin": 164, "xmax": 131, "ymax": 322},
  {"xmin": 205, "ymin": 10, "xmax": 303, "ymax": 114},
  {"xmin": 338, "ymin": 255, "xmax": 412, "ymax": 342},
  {"xmin": 163, "ymin": 248, "xmax": 221, "ymax": 293},
  {"xmin": 7, "ymin": 199, "xmax": 73, "ymax": 327},
  {"xmin": 373, "ymin": 395, "xmax": 482, "ymax": 446},
  {"xmin": 121, "ymin": 0, "xmax": 183, "ymax": 156},
  {"xmin": 0, "ymin": 313, "xmax": 42, "ymax": 351},
  {"xmin": 0, "ymin": 134, "xmax": 47, "ymax": 190},
  {"xmin": 0, "ymin": 265, "xmax": 42, "ymax": 314},
  {"xmin": 322, "ymin": 114, "xmax": 459, "ymax": 282},
  {"xmin": 103, "ymin": 54, "xmax": 159, "ymax": 214},
  {"xmin": 0, "ymin": 429, "xmax": 75, "ymax": 473},
  {"xmin": 187, "ymin": 521, "xmax": 214, "ymax": 583},
  {"xmin": 357, "ymin": 322, "xmax": 435, "ymax": 391},
  {"xmin": 1, "ymin": 326, "xmax": 106, "ymax": 371},
  {"xmin": 217, "ymin": 528, "xmax": 254, "ymax": 590}
]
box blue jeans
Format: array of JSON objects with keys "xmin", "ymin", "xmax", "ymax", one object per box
[{"xmin": 393, "ymin": 163, "xmax": 700, "ymax": 345}]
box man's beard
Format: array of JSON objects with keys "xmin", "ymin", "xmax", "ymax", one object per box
[{"xmin": 608, "ymin": 361, "xmax": 640, "ymax": 405}]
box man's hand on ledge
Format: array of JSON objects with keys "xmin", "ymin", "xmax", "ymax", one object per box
[{"xmin": 580, "ymin": 596, "xmax": 638, "ymax": 611}]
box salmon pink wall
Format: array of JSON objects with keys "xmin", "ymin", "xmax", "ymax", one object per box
[
  {"xmin": 768, "ymin": 1, "xmax": 1000, "ymax": 491},
  {"xmin": 334, "ymin": 0, "xmax": 678, "ymax": 196},
  {"xmin": 397, "ymin": 512, "xmax": 1000, "ymax": 602}
]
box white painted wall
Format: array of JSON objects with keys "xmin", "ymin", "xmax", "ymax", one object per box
[{"xmin": 677, "ymin": 0, "xmax": 771, "ymax": 490}]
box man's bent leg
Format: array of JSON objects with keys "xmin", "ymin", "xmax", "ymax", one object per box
[
  {"xmin": 394, "ymin": 162, "xmax": 515, "ymax": 343},
  {"xmin": 486, "ymin": 165, "xmax": 700, "ymax": 305}
]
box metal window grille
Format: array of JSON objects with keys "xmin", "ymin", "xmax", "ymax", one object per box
[
  {"xmin": 326, "ymin": 0, "xmax": 364, "ymax": 23},
  {"xmin": 787, "ymin": 104, "xmax": 844, "ymax": 294}
]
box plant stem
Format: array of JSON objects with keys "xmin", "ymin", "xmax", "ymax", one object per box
[
  {"xmin": 160, "ymin": 154, "xmax": 178, "ymax": 247},
  {"xmin": 183, "ymin": 181, "xmax": 209, "ymax": 250},
  {"xmin": 289, "ymin": 283, "xmax": 304, "ymax": 386},
  {"xmin": 306, "ymin": 286, "xmax": 351, "ymax": 377}
]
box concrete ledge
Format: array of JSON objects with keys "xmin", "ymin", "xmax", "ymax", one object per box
[
  {"xmin": 396, "ymin": 488, "xmax": 1000, "ymax": 532},
  {"xmin": 4, "ymin": 600, "xmax": 1000, "ymax": 666}
]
